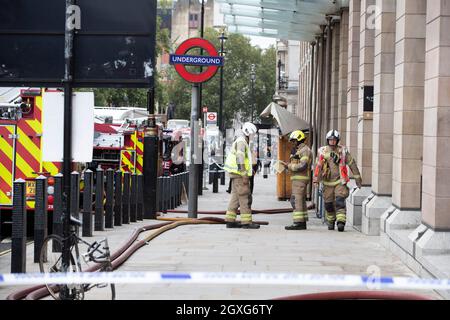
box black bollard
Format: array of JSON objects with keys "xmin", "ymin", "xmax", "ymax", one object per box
[
  {"xmin": 162, "ymin": 177, "xmax": 168, "ymax": 213},
  {"xmin": 11, "ymin": 179, "xmax": 27, "ymax": 273},
  {"xmin": 95, "ymin": 168, "xmax": 105, "ymax": 231},
  {"xmin": 105, "ymin": 169, "xmax": 114, "ymax": 228},
  {"xmin": 34, "ymin": 176, "xmax": 48, "ymax": 263},
  {"xmin": 130, "ymin": 173, "xmax": 138, "ymax": 222},
  {"xmin": 70, "ymin": 171, "xmax": 80, "ymax": 235},
  {"xmin": 220, "ymin": 171, "xmax": 225, "ymax": 185},
  {"xmin": 143, "ymin": 124, "xmax": 158, "ymax": 220},
  {"xmin": 137, "ymin": 174, "xmax": 144, "ymax": 221},
  {"xmin": 213, "ymin": 170, "xmax": 219, "ymax": 193},
  {"xmin": 156, "ymin": 177, "xmax": 161, "ymax": 213},
  {"xmin": 114, "ymin": 170, "xmax": 122, "ymax": 226},
  {"xmin": 122, "ymin": 172, "xmax": 131, "ymax": 224},
  {"xmin": 52, "ymin": 174, "xmax": 63, "ymax": 251},
  {"xmin": 169, "ymin": 175, "xmax": 174, "ymax": 209},
  {"xmin": 82, "ymin": 170, "xmax": 93, "ymax": 237}
]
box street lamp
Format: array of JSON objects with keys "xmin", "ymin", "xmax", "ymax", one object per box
[
  {"xmin": 250, "ymin": 64, "xmax": 256, "ymax": 122},
  {"xmin": 218, "ymin": 29, "xmax": 227, "ymax": 166}
]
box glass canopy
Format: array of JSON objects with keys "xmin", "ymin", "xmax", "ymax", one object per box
[{"xmin": 217, "ymin": 0, "xmax": 349, "ymax": 41}]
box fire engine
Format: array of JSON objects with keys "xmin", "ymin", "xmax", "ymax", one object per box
[{"xmin": 0, "ymin": 88, "xmax": 62, "ymax": 208}]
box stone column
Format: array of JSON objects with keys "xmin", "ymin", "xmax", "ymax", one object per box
[
  {"xmin": 330, "ymin": 21, "xmax": 341, "ymax": 130},
  {"xmin": 346, "ymin": 0, "xmax": 361, "ymax": 159},
  {"xmin": 362, "ymin": 0, "xmax": 396, "ymax": 235},
  {"xmin": 338, "ymin": 9, "xmax": 349, "ymax": 145},
  {"xmin": 415, "ymin": 0, "xmax": 450, "ymax": 258},
  {"xmin": 346, "ymin": 0, "xmax": 368, "ymax": 229},
  {"xmin": 382, "ymin": 0, "xmax": 426, "ymax": 255}
]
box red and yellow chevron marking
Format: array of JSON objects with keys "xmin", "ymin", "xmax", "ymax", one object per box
[
  {"xmin": 132, "ymin": 131, "xmax": 144, "ymax": 175},
  {"xmin": 1, "ymin": 93, "xmax": 62, "ymax": 209},
  {"xmin": 121, "ymin": 150, "xmax": 135, "ymax": 173},
  {"xmin": 0, "ymin": 125, "xmax": 15, "ymax": 205}
]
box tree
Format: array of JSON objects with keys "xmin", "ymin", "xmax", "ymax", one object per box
[{"xmin": 167, "ymin": 28, "xmax": 276, "ymax": 127}]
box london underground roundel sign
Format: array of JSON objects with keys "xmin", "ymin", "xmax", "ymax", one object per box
[{"xmin": 169, "ymin": 38, "xmax": 224, "ymax": 83}]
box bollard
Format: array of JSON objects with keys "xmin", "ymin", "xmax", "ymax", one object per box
[
  {"xmin": 183, "ymin": 171, "xmax": 189, "ymax": 197},
  {"xmin": 11, "ymin": 179, "xmax": 26, "ymax": 273},
  {"xmin": 114, "ymin": 170, "xmax": 122, "ymax": 226},
  {"xmin": 156, "ymin": 177, "xmax": 161, "ymax": 213},
  {"xmin": 162, "ymin": 177, "xmax": 168, "ymax": 213},
  {"xmin": 105, "ymin": 169, "xmax": 114, "ymax": 228},
  {"xmin": 220, "ymin": 171, "xmax": 225, "ymax": 185},
  {"xmin": 137, "ymin": 174, "xmax": 144, "ymax": 221},
  {"xmin": 82, "ymin": 170, "xmax": 93, "ymax": 237},
  {"xmin": 175, "ymin": 173, "xmax": 181, "ymax": 207},
  {"xmin": 130, "ymin": 173, "xmax": 138, "ymax": 222},
  {"xmin": 70, "ymin": 171, "xmax": 80, "ymax": 235},
  {"xmin": 52, "ymin": 174, "xmax": 63, "ymax": 250},
  {"xmin": 213, "ymin": 170, "xmax": 219, "ymax": 193},
  {"xmin": 122, "ymin": 172, "xmax": 131, "ymax": 224},
  {"xmin": 34, "ymin": 176, "xmax": 48, "ymax": 263},
  {"xmin": 169, "ymin": 175, "xmax": 174, "ymax": 209},
  {"xmin": 95, "ymin": 168, "xmax": 105, "ymax": 231}
]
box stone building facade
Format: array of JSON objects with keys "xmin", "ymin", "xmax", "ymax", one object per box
[{"xmin": 291, "ymin": 0, "xmax": 450, "ymax": 297}]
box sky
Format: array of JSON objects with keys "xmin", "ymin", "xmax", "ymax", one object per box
[{"xmin": 249, "ymin": 35, "xmax": 276, "ymax": 50}]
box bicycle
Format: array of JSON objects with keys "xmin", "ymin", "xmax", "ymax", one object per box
[{"xmin": 39, "ymin": 216, "xmax": 116, "ymax": 300}]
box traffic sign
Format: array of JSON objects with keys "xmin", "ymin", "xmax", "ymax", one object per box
[
  {"xmin": 170, "ymin": 38, "xmax": 223, "ymax": 83},
  {"xmin": 206, "ymin": 112, "xmax": 217, "ymax": 126}
]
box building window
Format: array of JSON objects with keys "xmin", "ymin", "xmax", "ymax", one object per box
[{"xmin": 189, "ymin": 13, "xmax": 199, "ymax": 28}]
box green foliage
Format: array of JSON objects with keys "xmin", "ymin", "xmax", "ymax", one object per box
[{"xmin": 167, "ymin": 28, "xmax": 276, "ymax": 127}]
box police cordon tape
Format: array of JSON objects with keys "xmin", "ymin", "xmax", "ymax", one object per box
[{"xmin": 1, "ymin": 272, "xmax": 450, "ymax": 290}]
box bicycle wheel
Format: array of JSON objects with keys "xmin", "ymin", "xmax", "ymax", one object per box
[
  {"xmin": 82, "ymin": 264, "xmax": 116, "ymax": 300},
  {"xmin": 39, "ymin": 235, "xmax": 84, "ymax": 300}
]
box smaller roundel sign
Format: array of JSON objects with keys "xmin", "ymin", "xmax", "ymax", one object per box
[
  {"xmin": 208, "ymin": 113, "xmax": 216, "ymax": 121},
  {"xmin": 170, "ymin": 38, "xmax": 223, "ymax": 83}
]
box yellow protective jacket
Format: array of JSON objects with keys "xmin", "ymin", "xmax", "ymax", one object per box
[
  {"xmin": 288, "ymin": 143, "xmax": 312, "ymax": 182},
  {"xmin": 224, "ymin": 136, "xmax": 252, "ymax": 177}
]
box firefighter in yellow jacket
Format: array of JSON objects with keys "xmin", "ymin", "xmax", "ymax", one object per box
[
  {"xmin": 224, "ymin": 122, "xmax": 260, "ymax": 229},
  {"xmin": 313, "ymin": 130, "xmax": 362, "ymax": 232},
  {"xmin": 285, "ymin": 130, "xmax": 312, "ymax": 230}
]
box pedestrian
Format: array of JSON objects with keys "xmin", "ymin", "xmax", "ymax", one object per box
[
  {"xmin": 313, "ymin": 130, "xmax": 362, "ymax": 232},
  {"xmin": 224, "ymin": 122, "xmax": 260, "ymax": 229},
  {"xmin": 284, "ymin": 130, "xmax": 312, "ymax": 230}
]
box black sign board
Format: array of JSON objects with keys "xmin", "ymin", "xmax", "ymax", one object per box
[
  {"xmin": 363, "ymin": 86, "xmax": 374, "ymax": 112},
  {"xmin": 0, "ymin": 0, "xmax": 156, "ymax": 88}
]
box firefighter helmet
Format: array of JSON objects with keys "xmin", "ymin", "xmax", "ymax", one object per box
[
  {"xmin": 326, "ymin": 129, "xmax": 340, "ymax": 144},
  {"xmin": 242, "ymin": 122, "xmax": 257, "ymax": 136},
  {"xmin": 289, "ymin": 130, "xmax": 306, "ymax": 143}
]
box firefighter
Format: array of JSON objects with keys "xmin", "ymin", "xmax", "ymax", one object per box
[
  {"xmin": 285, "ymin": 130, "xmax": 312, "ymax": 230},
  {"xmin": 224, "ymin": 122, "xmax": 260, "ymax": 229},
  {"xmin": 313, "ymin": 130, "xmax": 362, "ymax": 232}
]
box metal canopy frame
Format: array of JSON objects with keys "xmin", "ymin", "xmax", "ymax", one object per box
[{"xmin": 218, "ymin": 0, "xmax": 349, "ymax": 41}]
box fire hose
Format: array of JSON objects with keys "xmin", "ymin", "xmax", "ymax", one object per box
[{"xmin": 7, "ymin": 216, "xmax": 268, "ymax": 300}]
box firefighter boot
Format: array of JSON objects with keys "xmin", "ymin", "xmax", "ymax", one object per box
[
  {"xmin": 226, "ymin": 222, "xmax": 242, "ymax": 229},
  {"xmin": 337, "ymin": 222, "xmax": 345, "ymax": 232},
  {"xmin": 328, "ymin": 222, "xmax": 335, "ymax": 231},
  {"xmin": 242, "ymin": 223, "xmax": 260, "ymax": 229},
  {"xmin": 285, "ymin": 222, "xmax": 307, "ymax": 230}
]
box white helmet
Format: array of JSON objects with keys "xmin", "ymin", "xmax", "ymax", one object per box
[
  {"xmin": 326, "ymin": 129, "xmax": 340, "ymax": 144},
  {"xmin": 242, "ymin": 122, "xmax": 258, "ymax": 136}
]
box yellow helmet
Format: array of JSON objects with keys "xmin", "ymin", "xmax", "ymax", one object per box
[{"xmin": 289, "ymin": 130, "xmax": 306, "ymax": 143}]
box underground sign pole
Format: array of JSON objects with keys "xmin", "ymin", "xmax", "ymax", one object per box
[{"xmin": 170, "ymin": 38, "xmax": 223, "ymax": 218}]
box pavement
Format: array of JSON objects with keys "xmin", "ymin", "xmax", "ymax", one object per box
[{"xmin": 0, "ymin": 174, "xmax": 443, "ymax": 300}]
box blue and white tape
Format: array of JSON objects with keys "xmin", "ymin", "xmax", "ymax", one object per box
[{"xmin": 0, "ymin": 272, "xmax": 450, "ymax": 290}]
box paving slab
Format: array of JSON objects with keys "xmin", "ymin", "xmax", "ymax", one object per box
[{"xmin": 0, "ymin": 174, "xmax": 443, "ymax": 300}]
